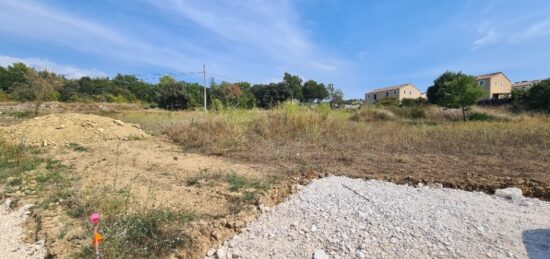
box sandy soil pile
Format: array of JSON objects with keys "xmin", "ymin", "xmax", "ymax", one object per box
[{"xmin": 0, "ymin": 113, "xmax": 148, "ymax": 146}]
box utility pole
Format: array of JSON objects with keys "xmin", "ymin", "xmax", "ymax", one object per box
[{"xmin": 203, "ymin": 64, "xmax": 207, "ymax": 112}]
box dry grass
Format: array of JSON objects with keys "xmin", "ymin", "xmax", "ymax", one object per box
[{"xmin": 161, "ymin": 103, "xmax": 550, "ymax": 199}]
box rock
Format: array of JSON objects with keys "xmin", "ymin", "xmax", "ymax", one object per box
[
  {"xmin": 114, "ymin": 120, "xmax": 124, "ymax": 126},
  {"xmin": 3, "ymin": 198, "xmax": 12, "ymax": 210},
  {"xmin": 42, "ymin": 140, "xmax": 48, "ymax": 147},
  {"xmin": 206, "ymin": 248, "xmax": 216, "ymax": 256},
  {"xmin": 519, "ymin": 199, "xmax": 532, "ymax": 207},
  {"xmin": 355, "ymin": 249, "xmax": 366, "ymax": 258},
  {"xmin": 313, "ymin": 249, "xmax": 328, "ymax": 259},
  {"xmin": 494, "ymin": 187, "xmax": 522, "ymax": 201},
  {"xmin": 417, "ymin": 182, "xmax": 424, "ymax": 188},
  {"xmin": 259, "ymin": 204, "xmax": 270, "ymax": 213},
  {"xmin": 56, "ymin": 124, "xmax": 65, "ymax": 129},
  {"xmin": 216, "ymin": 248, "xmax": 227, "ymax": 259},
  {"xmin": 211, "ymin": 229, "xmax": 223, "ymax": 240},
  {"xmin": 311, "ymin": 225, "xmax": 317, "ymax": 232}
]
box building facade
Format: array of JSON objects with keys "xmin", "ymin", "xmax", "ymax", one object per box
[
  {"xmin": 512, "ymin": 80, "xmax": 541, "ymax": 91},
  {"xmin": 364, "ymin": 84, "xmax": 422, "ymax": 104},
  {"xmin": 475, "ymin": 72, "xmax": 512, "ymax": 100}
]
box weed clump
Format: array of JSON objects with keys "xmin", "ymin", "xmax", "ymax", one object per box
[{"xmin": 350, "ymin": 107, "xmax": 397, "ymax": 122}]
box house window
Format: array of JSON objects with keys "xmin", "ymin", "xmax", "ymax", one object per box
[
  {"xmin": 386, "ymin": 92, "xmax": 389, "ymax": 96},
  {"xmin": 479, "ymin": 81, "xmax": 485, "ymax": 87},
  {"xmin": 374, "ymin": 94, "xmax": 377, "ymax": 100},
  {"xmin": 394, "ymin": 90, "xmax": 397, "ymax": 94},
  {"xmin": 367, "ymin": 94, "xmax": 369, "ymax": 98}
]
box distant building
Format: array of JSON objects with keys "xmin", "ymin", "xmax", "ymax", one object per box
[
  {"xmin": 512, "ymin": 80, "xmax": 541, "ymax": 91},
  {"xmin": 475, "ymin": 72, "xmax": 512, "ymax": 100},
  {"xmin": 364, "ymin": 83, "xmax": 422, "ymax": 104}
]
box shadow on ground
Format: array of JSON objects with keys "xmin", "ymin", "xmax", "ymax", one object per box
[{"xmin": 523, "ymin": 229, "xmax": 550, "ymax": 259}]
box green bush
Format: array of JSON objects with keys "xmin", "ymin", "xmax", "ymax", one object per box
[
  {"xmin": 468, "ymin": 112, "xmax": 494, "ymax": 121},
  {"xmin": 401, "ymin": 98, "xmax": 429, "ymax": 107},
  {"xmin": 523, "ymin": 80, "xmax": 550, "ymax": 113},
  {"xmin": 376, "ymin": 97, "xmax": 399, "ymax": 106},
  {"xmin": 350, "ymin": 107, "xmax": 396, "ymax": 122}
]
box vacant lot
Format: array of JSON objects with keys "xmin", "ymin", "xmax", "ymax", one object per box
[
  {"xmin": 161, "ymin": 104, "xmax": 550, "ymax": 199},
  {"xmin": 0, "ymin": 102, "xmax": 549, "ymax": 258}
]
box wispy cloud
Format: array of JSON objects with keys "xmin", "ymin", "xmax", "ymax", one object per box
[
  {"xmin": 149, "ymin": 0, "xmax": 311, "ymax": 61},
  {"xmin": 0, "ymin": 55, "xmax": 105, "ymax": 79},
  {"xmin": 511, "ymin": 18, "xmax": 550, "ymax": 41},
  {"xmin": 0, "ymin": 0, "xmax": 203, "ymax": 71},
  {"xmin": 146, "ymin": 0, "xmax": 341, "ymax": 75},
  {"xmin": 473, "ymin": 22, "xmax": 500, "ymax": 48}
]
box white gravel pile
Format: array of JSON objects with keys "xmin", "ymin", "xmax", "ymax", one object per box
[
  {"xmin": 0, "ymin": 201, "xmax": 46, "ymax": 258},
  {"xmin": 209, "ymin": 176, "xmax": 550, "ymax": 259}
]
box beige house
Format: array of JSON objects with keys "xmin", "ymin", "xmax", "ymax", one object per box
[
  {"xmin": 512, "ymin": 80, "xmax": 540, "ymax": 91},
  {"xmin": 475, "ymin": 72, "xmax": 512, "ymax": 100},
  {"xmin": 364, "ymin": 83, "xmax": 422, "ymax": 104}
]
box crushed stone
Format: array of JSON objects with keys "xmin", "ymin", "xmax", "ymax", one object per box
[
  {"xmin": 209, "ymin": 176, "xmax": 550, "ymax": 258},
  {"xmin": 0, "ymin": 203, "xmax": 46, "ymax": 259}
]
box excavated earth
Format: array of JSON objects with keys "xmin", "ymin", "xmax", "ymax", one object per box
[{"xmin": 0, "ymin": 113, "xmax": 148, "ymax": 146}]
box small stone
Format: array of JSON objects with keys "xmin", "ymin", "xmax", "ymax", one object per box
[
  {"xmin": 216, "ymin": 248, "xmax": 227, "ymax": 259},
  {"xmin": 3, "ymin": 198, "xmax": 12, "ymax": 210},
  {"xmin": 494, "ymin": 187, "xmax": 522, "ymax": 201},
  {"xmin": 259, "ymin": 204, "xmax": 270, "ymax": 213},
  {"xmin": 56, "ymin": 124, "xmax": 65, "ymax": 129},
  {"xmin": 311, "ymin": 225, "xmax": 317, "ymax": 232},
  {"xmin": 417, "ymin": 182, "xmax": 424, "ymax": 188},
  {"xmin": 355, "ymin": 250, "xmax": 366, "ymax": 258},
  {"xmin": 519, "ymin": 199, "xmax": 532, "ymax": 207},
  {"xmin": 42, "ymin": 140, "xmax": 48, "ymax": 147},
  {"xmin": 313, "ymin": 249, "xmax": 328, "ymax": 259},
  {"xmin": 206, "ymin": 248, "xmax": 216, "ymax": 256}
]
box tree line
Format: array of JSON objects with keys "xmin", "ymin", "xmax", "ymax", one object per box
[
  {"xmin": 426, "ymin": 71, "xmax": 550, "ymax": 120},
  {"xmin": 0, "ymin": 63, "xmax": 344, "ymax": 112}
]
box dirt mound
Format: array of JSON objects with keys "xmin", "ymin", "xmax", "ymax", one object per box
[{"xmin": 0, "ymin": 113, "xmax": 148, "ymax": 146}]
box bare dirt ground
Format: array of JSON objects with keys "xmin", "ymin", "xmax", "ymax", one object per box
[
  {"xmin": 40, "ymin": 137, "xmax": 283, "ymax": 258},
  {"xmin": 227, "ymin": 141, "xmax": 550, "ymax": 201},
  {"xmin": 0, "ymin": 111, "xmax": 287, "ymax": 258}
]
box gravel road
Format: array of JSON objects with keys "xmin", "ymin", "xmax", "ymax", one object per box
[
  {"xmin": 0, "ymin": 201, "xmax": 46, "ymax": 259},
  {"xmin": 209, "ymin": 176, "xmax": 550, "ymax": 259}
]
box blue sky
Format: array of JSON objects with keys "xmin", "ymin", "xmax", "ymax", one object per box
[{"xmin": 0, "ymin": 0, "xmax": 549, "ymax": 99}]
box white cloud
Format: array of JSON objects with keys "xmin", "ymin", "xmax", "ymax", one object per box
[
  {"xmin": 0, "ymin": 55, "xmax": 105, "ymax": 79},
  {"xmin": 473, "ymin": 26, "xmax": 499, "ymax": 48},
  {"xmin": 149, "ymin": 0, "xmax": 312, "ymax": 62},
  {"xmin": 0, "ymin": 0, "xmax": 204, "ymax": 71},
  {"xmin": 309, "ymin": 61, "xmax": 338, "ymax": 71},
  {"xmin": 526, "ymin": 19, "xmax": 550, "ymax": 36}
]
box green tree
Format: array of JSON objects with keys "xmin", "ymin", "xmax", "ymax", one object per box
[
  {"xmin": 1, "ymin": 63, "xmax": 30, "ymax": 93},
  {"xmin": 427, "ymin": 71, "xmax": 484, "ymax": 121},
  {"xmin": 283, "ymin": 73, "xmax": 303, "ymax": 101},
  {"xmin": 302, "ymin": 80, "xmax": 329, "ymax": 102},
  {"xmin": 14, "ymin": 69, "xmax": 64, "ymax": 116},
  {"xmin": 427, "ymin": 71, "xmax": 458, "ymax": 104},
  {"xmin": 251, "ymin": 83, "xmax": 291, "ymax": 108},
  {"xmin": 110, "ymin": 74, "xmax": 154, "ymax": 102},
  {"xmin": 523, "ymin": 79, "xmax": 550, "ymax": 113},
  {"xmin": 154, "ymin": 75, "xmax": 190, "ymax": 110}
]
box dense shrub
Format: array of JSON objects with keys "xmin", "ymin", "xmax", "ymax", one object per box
[
  {"xmin": 401, "ymin": 98, "xmax": 429, "ymax": 107},
  {"xmin": 376, "ymin": 96, "xmax": 399, "ymax": 106},
  {"xmin": 468, "ymin": 112, "xmax": 493, "ymax": 121},
  {"xmin": 350, "ymin": 107, "xmax": 396, "ymax": 122}
]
